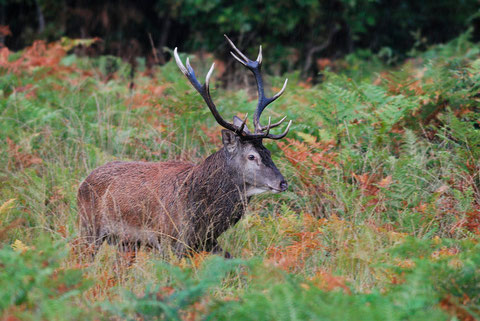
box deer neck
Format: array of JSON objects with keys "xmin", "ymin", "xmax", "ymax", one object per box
[
  {"xmin": 189, "ymin": 148, "xmax": 246, "ymax": 199},
  {"xmin": 178, "ymin": 148, "xmax": 246, "ymax": 238}
]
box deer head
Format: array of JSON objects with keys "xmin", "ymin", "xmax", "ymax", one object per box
[{"xmin": 174, "ymin": 35, "xmax": 291, "ymax": 196}]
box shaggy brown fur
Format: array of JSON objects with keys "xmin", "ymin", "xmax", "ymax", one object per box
[{"xmin": 77, "ymin": 148, "xmax": 248, "ymax": 256}]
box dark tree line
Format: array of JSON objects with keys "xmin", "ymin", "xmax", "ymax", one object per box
[{"xmin": 2, "ymin": 0, "xmax": 479, "ymax": 78}]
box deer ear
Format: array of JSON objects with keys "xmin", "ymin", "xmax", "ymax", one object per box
[{"xmin": 221, "ymin": 130, "xmax": 239, "ymax": 154}]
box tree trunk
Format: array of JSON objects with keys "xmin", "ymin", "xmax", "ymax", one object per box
[
  {"xmin": 157, "ymin": 16, "xmax": 171, "ymax": 65},
  {"xmin": 34, "ymin": 0, "xmax": 45, "ymax": 33}
]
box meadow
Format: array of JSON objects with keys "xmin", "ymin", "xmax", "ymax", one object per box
[{"xmin": 1, "ymin": 33, "xmax": 480, "ymax": 320}]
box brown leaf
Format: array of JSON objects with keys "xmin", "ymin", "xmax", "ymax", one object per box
[
  {"xmin": 378, "ymin": 176, "xmax": 393, "ymax": 188},
  {"xmin": 310, "ymin": 270, "xmax": 351, "ymax": 294},
  {"xmin": 7, "ymin": 137, "xmax": 43, "ymax": 168}
]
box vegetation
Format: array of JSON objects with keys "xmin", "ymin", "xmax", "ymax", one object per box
[
  {"xmin": 1, "ymin": 31, "xmax": 480, "ymax": 320},
  {"xmin": 2, "ymin": 0, "xmax": 479, "ymax": 78}
]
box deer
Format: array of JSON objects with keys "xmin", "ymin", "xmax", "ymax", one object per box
[{"xmin": 77, "ymin": 35, "xmax": 292, "ymax": 257}]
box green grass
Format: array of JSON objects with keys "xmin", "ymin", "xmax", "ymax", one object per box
[{"xmin": 1, "ymin": 34, "xmax": 480, "ymax": 320}]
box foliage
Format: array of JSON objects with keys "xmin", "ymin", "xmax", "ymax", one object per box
[
  {"xmin": 104, "ymin": 256, "xmax": 244, "ymax": 320},
  {"xmin": 104, "ymin": 242, "xmax": 480, "ymax": 321},
  {"xmin": 0, "ymin": 237, "xmax": 92, "ymax": 320},
  {"xmin": 2, "ymin": 0, "xmax": 479, "ymax": 78},
  {"xmin": 1, "ymin": 33, "xmax": 480, "ymax": 320}
]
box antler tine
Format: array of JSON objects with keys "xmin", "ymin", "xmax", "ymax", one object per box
[
  {"xmin": 173, "ymin": 47, "xmax": 242, "ymax": 135},
  {"xmin": 272, "ymin": 78, "xmax": 288, "ymax": 100},
  {"xmin": 224, "ymin": 35, "xmax": 249, "ymax": 62},
  {"xmin": 174, "ymin": 47, "xmax": 188, "ymax": 75},
  {"xmin": 256, "ymin": 45, "xmax": 262, "ymax": 64},
  {"xmin": 265, "ymin": 120, "xmax": 292, "ymax": 140},
  {"xmin": 205, "ymin": 62, "xmax": 215, "ymax": 90},
  {"xmin": 229, "ymin": 51, "xmax": 247, "ymax": 66},
  {"xmin": 238, "ymin": 113, "xmax": 248, "ymax": 133},
  {"xmin": 259, "ymin": 115, "xmax": 287, "ymax": 131}
]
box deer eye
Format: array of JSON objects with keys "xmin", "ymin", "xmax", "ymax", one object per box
[{"xmin": 248, "ymin": 155, "xmax": 256, "ymax": 161}]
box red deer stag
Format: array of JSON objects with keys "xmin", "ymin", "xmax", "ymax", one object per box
[{"xmin": 77, "ymin": 35, "xmax": 292, "ymax": 257}]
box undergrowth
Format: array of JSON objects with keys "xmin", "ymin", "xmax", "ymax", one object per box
[{"xmin": 1, "ymin": 33, "xmax": 480, "ymax": 320}]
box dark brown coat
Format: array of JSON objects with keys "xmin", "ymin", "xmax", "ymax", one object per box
[{"xmin": 78, "ymin": 148, "xmax": 247, "ymax": 255}]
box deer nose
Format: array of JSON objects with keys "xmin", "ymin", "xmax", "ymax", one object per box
[{"xmin": 279, "ymin": 180, "xmax": 288, "ymax": 191}]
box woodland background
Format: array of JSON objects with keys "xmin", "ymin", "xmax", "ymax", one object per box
[
  {"xmin": 1, "ymin": 1, "xmax": 480, "ymax": 320},
  {"xmin": 3, "ymin": 0, "xmax": 480, "ymax": 78}
]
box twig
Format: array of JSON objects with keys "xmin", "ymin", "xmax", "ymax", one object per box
[{"xmin": 148, "ymin": 32, "xmax": 159, "ymax": 65}]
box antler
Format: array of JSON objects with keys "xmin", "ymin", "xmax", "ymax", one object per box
[
  {"xmin": 173, "ymin": 48, "xmax": 248, "ymax": 136},
  {"xmin": 224, "ymin": 35, "xmax": 292, "ymax": 140},
  {"xmin": 173, "ymin": 36, "xmax": 291, "ymax": 140}
]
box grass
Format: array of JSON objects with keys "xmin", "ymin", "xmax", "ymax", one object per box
[{"xmin": 1, "ymin": 33, "xmax": 480, "ymax": 320}]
